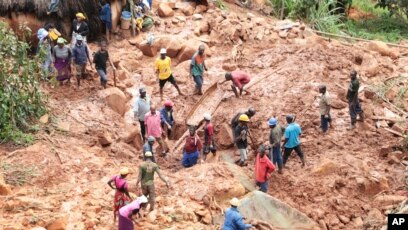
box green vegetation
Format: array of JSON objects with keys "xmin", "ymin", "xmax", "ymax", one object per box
[
  {"xmin": 0, "ymin": 22, "xmax": 47, "ymax": 144},
  {"xmin": 0, "ymin": 162, "xmax": 39, "ymax": 186}
]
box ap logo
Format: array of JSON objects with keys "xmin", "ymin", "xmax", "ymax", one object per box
[{"xmin": 388, "ymin": 214, "xmax": 408, "ymax": 230}]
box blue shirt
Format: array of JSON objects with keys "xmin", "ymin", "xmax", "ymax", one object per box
[
  {"xmin": 284, "ymin": 123, "xmax": 302, "ymax": 148},
  {"xmin": 222, "ymin": 207, "xmax": 252, "ymax": 230},
  {"xmin": 160, "ymin": 107, "xmax": 174, "ymax": 127},
  {"xmin": 72, "ymin": 44, "xmax": 89, "ymax": 65},
  {"xmin": 99, "ymin": 3, "xmax": 112, "ymax": 29},
  {"xmin": 133, "ymin": 96, "xmax": 150, "ymax": 121}
]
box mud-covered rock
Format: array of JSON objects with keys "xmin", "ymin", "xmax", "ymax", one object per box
[
  {"xmin": 46, "ymin": 217, "xmax": 67, "ymax": 230},
  {"xmin": 99, "ymin": 87, "xmax": 127, "ymax": 116},
  {"xmin": 139, "ymin": 41, "xmax": 157, "ymax": 57},
  {"xmin": 158, "ymin": 3, "xmax": 174, "ymax": 17},
  {"xmin": 0, "ymin": 174, "xmax": 12, "ymax": 195},
  {"xmin": 177, "ymin": 40, "xmax": 210, "ymax": 63}
]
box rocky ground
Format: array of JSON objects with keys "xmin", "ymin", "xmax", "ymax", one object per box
[{"xmin": 1, "ymin": 1, "xmax": 408, "ymax": 230}]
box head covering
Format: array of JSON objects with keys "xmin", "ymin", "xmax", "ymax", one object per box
[
  {"xmin": 76, "ymin": 12, "xmax": 86, "ymax": 20},
  {"xmin": 139, "ymin": 87, "xmax": 146, "ymax": 93},
  {"xmin": 37, "ymin": 28, "xmax": 49, "ymax": 41},
  {"xmin": 268, "ymin": 118, "xmax": 277, "ymax": 126},
  {"xmin": 56, "ymin": 37, "xmax": 65, "ymax": 44},
  {"xmin": 120, "ymin": 167, "xmax": 129, "ymax": 175},
  {"xmin": 164, "ymin": 100, "xmax": 174, "ymax": 107},
  {"xmin": 147, "ymin": 136, "xmax": 155, "ymax": 142},
  {"xmin": 239, "ymin": 114, "xmax": 250, "ymax": 122},
  {"xmin": 230, "ymin": 197, "xmax": 240, "ymax": 207},
  {"xmin": 76, "ymin": 34, "xmax": 83, "ymax": 41},
  {"xmin": 160, "ymin": 48, "xmax": 167, "ymax": 54},
  {"xmin": 138, "ymin": 195, "xmax": 148, "ymax": 204},
  {"xmin": 204, "ymin": 113, "xmax": 211, "ymax": 121},
  {"xmin": 145, "ymin": 151, "xmax": 153, "ymax": 157},
  {"xmin": 247, "ymin": 108, "xmax": 256, "ymax": 116}
]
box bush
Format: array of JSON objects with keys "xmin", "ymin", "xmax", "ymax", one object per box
[{"xmin": 0, "ymin": 22, "xmax": 47, "ymax": 144}]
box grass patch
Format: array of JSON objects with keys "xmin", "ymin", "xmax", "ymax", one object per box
[{"xmin": 0, "ymin": 162, "xmax": 39, "ymax": 186}]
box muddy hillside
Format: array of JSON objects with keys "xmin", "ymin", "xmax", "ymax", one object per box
[{"xmin": 1, "ymin": 2, "xmax": 407, "ymax": 230}]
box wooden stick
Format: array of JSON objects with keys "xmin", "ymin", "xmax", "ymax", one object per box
[
  {"xmin": 244, "ymin": 66, "xmax": 284, "ymax": 90},
  {"xmin": 384, "ymin": 128, "xmax": 404, "ymax": 137},
  {"xmin": 372, "ymin": 116, "xmax": 406, "ymax": 122}
]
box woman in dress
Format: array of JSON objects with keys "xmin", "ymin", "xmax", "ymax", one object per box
[
  {"xmin": 118, "ymin": 195, "xmax": 148, "ymax": 230},
  {"xmin": 53, "ymin": 37, "xmax": 72, "ymax": 84},
  {"xmin": 107, "ymin": 167, "xmax": 132, "ymax": 222}
]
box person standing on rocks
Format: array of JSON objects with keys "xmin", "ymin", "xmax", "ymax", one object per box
[
  {"xmin": 282, "ymin": 115, "xmax": 305, "ymax": 168},
  {"xmin": 160, "ymin": 100, "xmax": 175, "ymax": 139},
  {"xmin": 118, "ymin": 195, "xmax": 148, "ymax": 229},
  {"xmin": 202, "ymin": 113, "xmax": 216, "ymax": 161},
  {"xmin": 190, "ymin": 44, "xmax": 208, "ymax": 95},
  {"xmin": 318, "ymin": 84, "xmax": 332, "ymax": 133},
  {"xmin": 72, "ymin": 35, "xmax": 92, "ymax": 88},
  {"xmin": 144, "ymin": 105, "xmax": 169, "ymax": 157},
  {"xmin": 222, "ymin": 197, "xmax": 252, "ymax": 230},
  {"xmin": 136, "ymin": 151, "xmax": 170, "ymax": 212},
  {"xmin": 255, "ymin": 145, "xmax": 276, "ymax": 193},
  {"xmin": 53, "ymin": 37, "xmax": 72, "ymax": 85},
  {"xmin": 107, "ymin": 167, "xmax": 132, "ymax": 223},
  {"xmin": 268, "ymin": 117, "xmax": 284, "ymax": 174},
  {"xmin": 143, "ymin": 136, "xmax": 156, "ymax": 162},
  {"xmin": 234, "ymin": 114, "xmax": 251, "ymax": 166},
  {"xmin": 71, "ymin": 12, "xmax": 89, "ymax": 46},
  {"xmin": 93, "ymin": 40, "xmax": 116, "ymax": 89},
  {"xmin": 155, "ymin": 48, "xmax": 183, "ymax": 101},
  {"xmin": 222, "ymin": 71, "xmax": 251, "ymax": 98},
  {"xmin": 231, "ymin": 108, "xmax": 256, "ymax": 132},
  {"xmin": 133, "ymin": 87, "xmax": 150, "ymax": 142},
  {"xmin": 182, "ymin": 126, "xmax": 203, "ymax": 167},
  {"xmin": 347, "ymin": 70, "xmax": 364, "ymax": 129}
]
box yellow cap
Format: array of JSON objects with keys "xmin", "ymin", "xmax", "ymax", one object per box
[
  {"xmin": 230, "ymin": 197, "xmax": 240, "ymax": 206},
  {"xmin": 239, "ymin": 114, "xmax": 250, "ymax": 122},
  {"xmin": 76, "ymin": 12, "xmax": 86, "ymax": 20},
  {"xmin": 120, "ymin": 167, "xmax": 129, "ymax": 175}
]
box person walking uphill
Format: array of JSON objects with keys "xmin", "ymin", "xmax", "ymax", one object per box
[
  {"xmin": 190, "ymin": 45, "xmax": 208, "ymax": 95},
  {"xmin": 182, "ymin": 126, "xmax": 203, "ymax": 168},
  {"xmin": 160, "ymin": 100, "xmax": 175, "ymax": 139},
  {"xmin": 282, "ymin": 115, "xmax": 305, "ymax": 168},
  {"xmin": 99, "ymin": 0, "xmax": 112, "ymax": 42},
  {"xmin": 203, "ymin": 113, "xmax": 216, "ymax": 161},
  {"xmin": 347, "ymin": 70, "xmax": 364, "ymax": 129},
  {"xmin": 107, "ymin": 167, "xmax": 132, "ymax": 222},
  {"xmin": 72, "ymin": 12, "xmax": 89, "ymax": 46},
  {"xmin": 143, "ymin": 136, "xmax": 156, "ymax": 162},
  {"xmin": 234, "ymin": 114, "xmax": 251, "ymax": 166},
  {"xmin": 223, "ymin": 71, "xmax": 251, "ymax": 98},
  {"xmin": 72, "ymin": 35, "xmax": 92, "ymax": 87},
  {"xmin": 145, "ymin": 105, "xmax": 169, "ymax": 156},
  {"xmin": 118, "ymin": 195, "xmax": 148, "ymax": 230},
  {"xmin": 268, "ymin": 118, "xmax": 284, "ymax": 174},
  {"xmin": 155, "ymin": 48, "xmax": 183, "ymax": 101},
  {"xmin": 222, "ymin": 198, "xmax": 252, "ymax": 230},
  {"xmin": 53, "ymin": 38, "xmax": 72, "ymax": 85},
  {"xmin": 136, "ymin": 151, "xmax": 170, "ymax": 212},
  {"xmin": 93, "ymin": 41, "xmax": 116, "ymax": 88},
  {"xmin": 255, "ymin": 145, "xmax": 276, "ymax": 193},
  {"xmin": 133, "ymin": 87, "xmax": 150, "ymax": 142},
  {"xmin": 318, "ymin": 84, "xmax": 332, "ymax": 133}
]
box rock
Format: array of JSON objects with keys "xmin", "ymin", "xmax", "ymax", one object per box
[
  {"xmin": 353, "ymin": 217, "xmax": 364, "ymax": 228},
  {"xmin": 193, "ymin": 14, "xmax": 203, "ymax": 21},
  {"xmin": 385, "ymin": 86, "xmax": 398, "ymax": 102},
  {"xmin": 357, "ymin": 172, "xmax": 389, "ymax": 195},
  {"xmin": 182, "ymin": 5, "xmax": 195, "ymax": 16},
  {"xmin": 194, "ymin": 5, "xmax": 207, "ymax": 14},
  {"xmin": 31, "ymin": 227, "xmax": 47, "ymax": 230},
  {"xmin": 99, "ymin": 87, "xmax": 127, "ymax": 116},
  {"xmin": 46, "ymin": 217, "xmax": 67, "ymax": 230},
  {"xmin": 326, "ymin": 214, "xmax": 340, "ymax": 226},
  {"xmin": 116, "ymin": 69, "xmax": 127, "ymax": 81},
  {"xmin": 194, "ymin": 27, "xmax": 201, "ymax": 36},
  {"xmin": 163, "ymin": 207, "xmax": 175, "ymax": 214},
  {"xmin": 364, "ymin": 208, "xmax": 383, "ymax": 227},
  {"xmin": 111, "ymin": 142, "xmax": 135, "ymax": 159},
  {"xmin": 318, "ymin": 220, "xmax": 328, "ymax": 230},
  {"xmin": 374, "ymin": 195, "xmax": 406, "ymax": 206},
  {"xmin": 361, "ymin": 53, "xmax": 380, "ymax": 77},
  {"xmin": 368, "ymin": 41, "xmax": 399, "ymax": 59},
  {"xmin": 217, "ymin": 123, "xmax": 234, "ymax": 147},
  {"xmin": 139, "ymin": 41, "xmax": 157, "ymax": 57},
  {"xmin": 222, "ymin": 63, "xmax": 237, "ymax": 71},
  {"xmin": 253, "ymin": 17, "xmax": 266, "ymax": 25},
  {"xmin": 288, "ymin": 32, "xmax": 298, "ymax": 39},
  {"xmin": 392, "ymin": 124, "xmax": 405, "ymax": 134},
  {"xmin": 389, "ymin": 151, "xmax": 404, "ymax": 160},
  {"xmin": 331, "ymin": 99, "xmax": 347, "ymax": 109},
  {"xmin": 311, "ymin": 159, "xmax": 337, "ymax": 176},
  {"xmin": 202, "ymin": 213, "xmax": 212, "ymax": 224},
  {"xmin": 171, "ymin": 18, "xmax": 179, "ymax": 24},
  {"xmin": 388, "ymin": 155, "xmax": 400, "ymax": 164},
  {"xmin": 147, "ymin": 210, "xmax": 157, "ymax": 223},
  {"xmin": 121, "ymin": 126, "xmax": 141, "ymax": 144},
  {"xmin": 334, "ymin": 178, "xmax": 346, "ymax": 189},
  {"xmin": 0, "ymin": 174, "xmax": 12, "ymax": 195},
  {"xmin": 278, "ymin": 31, "xmax": 288, "ymax": 38},
  {"xmin": 199, "ymin": 21, "xmax": 210, "ymax": 33},
  {"xmin": 338, "ymin": 215, "xmax": 350, "ymax": 224},
  {"xmin": 379, "ymin": 146, "xmax": 392, "ymax": 158},
  {"xmin": 57, "ymin": 121, "xmax": 70, "ymax": 132},
  {"xmin": 98, "ymin": 131, "xmax": 113, "ymax": 146},
  {"xmin": 39, "ymin": 114, "xmax": 49, "ymax": 124},
  {"xmin": 364, "ymin": 90, "xmax": 376, "ymax": 99},
  {"xmin": 158, "ymin": 3, "xmax": 174, "ymax": 17},
  {"xmin": 177, "ymin": 40, "xmax": 210, "ymax": 63},
  {"xmin": 154, "ymin": 35, "xmax": 184, "ymax": 58}
]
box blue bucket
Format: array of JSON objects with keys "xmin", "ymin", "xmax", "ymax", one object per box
[{"xmin": 121, "ymin": 11, "xmax": 131, "ymax": 19}]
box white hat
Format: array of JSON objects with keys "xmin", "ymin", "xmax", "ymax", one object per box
[
  {"xmin": 76, "ymin": 34, "xmax": 83, "ymax": 41},
  {"xmin": 145, "ymin": 151, "xmax": 153, "ymax": 157},
  {"xmin": 230, "ymin": 197, "xmax": 240, "ymax": 206},
  {"xmin": 204, "ymin": 113, "xmax": 211, "ymax": 121},
  {"xmin": 138, "ymin": 195, "xmax": 148, "ymax": 203},
  {"xmin": 160, "ymin": 48, "xmax": 167, "ymax": 54}
]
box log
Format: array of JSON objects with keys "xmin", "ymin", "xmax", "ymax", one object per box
[
  {"xmin": 384, "ymin": 127, "xmax": 404, "ymax": 137},
  {"xmin": 244, "ymin": 67, "xmax": 284, "ymax": 90},
  {"xmin": 372, "ymin": 116, "xmax": 406, "ymax": 122}
]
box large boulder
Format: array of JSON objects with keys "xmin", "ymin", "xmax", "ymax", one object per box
[
  {"xmin": 368, "ymin": 41, "xmax": 399, "ymax": 59},
  {"xmin": 217, "ymin": 123, "xmax": 234, "ymax": 147},
  {"xmin": 153, "ymin": 36, "xmax": 185, "ymax": 58},
  {"xmin": 177, "ymin": 40, "xmax": 210, "ymax": 63},
  {"xmin": 99, "ymin": 87, "xmax": 127, "ymax": 116},
  {"xmin": 139, "ymin": 41, "xmax": 157, "ymax": 57},
  {"xmin": 46, "ymin": 217, "xmax": 67, "ymax": 230},
  {"xmin": 158, "ymin": 3, "xmax": 174, "ymax": 17}
]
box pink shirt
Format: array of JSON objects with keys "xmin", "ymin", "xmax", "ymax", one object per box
[
  {"xmin": 144, "ymin": 111, "xmax": 162, "ymax": 138},
  {"xmin": 231, "ymin": 71, "xmax": 251, "ymax": 89},
  {"xmin": 111, "ymin": 175, "xmax": 128, "ymax": 190},
  {"xmin": 119, "ymin": 199, "xmax": 141, "ymax": 219}
]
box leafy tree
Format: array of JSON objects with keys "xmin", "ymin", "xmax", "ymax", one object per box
[
  {"xmin": 0, "ymin": 22, "xmax": 47, "ymax": 144},
  {"xmin": 376, "ymin": 0, "xmax": 408, "ymax": 20}
]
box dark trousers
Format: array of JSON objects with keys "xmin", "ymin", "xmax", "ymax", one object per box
[
  {"xmin": 283, "ymin": 145, "xmax": 304, "ymax": 165},
  {"xmin": 320, "ymin": 115, "xmax": 331, "ymax": 133},
  {"xmin": 270, "ymin": 146, "xmax": 283, "ymax": 170},
  {"xmin": 349, "ymin": 99, "xmax": 363, "ymax": 125},
  {"xmin": 139, "ymin": 120, "xmax": 146, "ymax": 141}
]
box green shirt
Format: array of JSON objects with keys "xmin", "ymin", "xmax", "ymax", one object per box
[
  {"xmin": 269, "ymin": 125, "xmax": 285, "ymax": 147},
  {"xmin": 191, "ymin": 52, "xmax": 205, "ymax": 77},
  {"xmin": 139, "ymin": 161, "xmax": 159, "ymax": 186}
]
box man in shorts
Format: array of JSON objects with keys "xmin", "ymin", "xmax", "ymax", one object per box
[{"xmin": 155, "ymin": 48, "xmax": 183, "ymax": 101}]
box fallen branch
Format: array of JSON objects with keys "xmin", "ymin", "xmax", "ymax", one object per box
[
  {"xmin": 52, "ymin": 148, "xmax": 64, "ymax": 164},
  {"xmin": 372, "ymin": 116, "xmax": 406, "ymax": 122},
  {"xmin": 384, "ymin": 128, "xmax": 404, "ymax": 137}
]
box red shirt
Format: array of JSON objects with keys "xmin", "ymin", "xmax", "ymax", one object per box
[
  {"xmin": 184, "ymin": 134, "xmax": 203, "ymax": 153},
  {"xmin": 255, "ymin": 153, "xmax": 275, "ymax": 183},
  {"xmin": 231, "ymin": 71, "xmax": 251, "ymax": 89},
  {"xmin": 204, "ymin": 122, "xmax": 214, "ymax": 145}
]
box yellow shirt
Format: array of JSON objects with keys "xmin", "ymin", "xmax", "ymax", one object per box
[{"xmin": 155, "ymin": 56, "xmax": 172, "ymax": 80}]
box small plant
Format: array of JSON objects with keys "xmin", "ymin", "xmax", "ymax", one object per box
[
  {"xmin": 308, "ymin": 0, "xmax": 345, "ymax": 33},
  {"xmin": 0, "ymin": 162, "xmax": 39, "ymax": 186},
  {"xmin": 215, "ymin": 0, "xmax": 227, "ymax": 10}
]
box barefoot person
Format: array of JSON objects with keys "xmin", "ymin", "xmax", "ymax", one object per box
[
  {"xmin": 107, "ymin": 167, "xmax": 132, "ymax": 222},
  {"xmin": 222, "ymin": 71, "xmax": 251, "ymax": 98},
  {"xmin": 190, "ymin": 45, "xmax": 208, "ymax": 95},
  {"xmin": 118, "ymin": 195, "xmax": 148, "ymax": 230},
  {"xmin": 155, "ymin": 48, "xmax": 183, "ymax": 100},
  {"xmin": 93, "ymin": 41, "xmax": 116, "ymax": 88}
]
